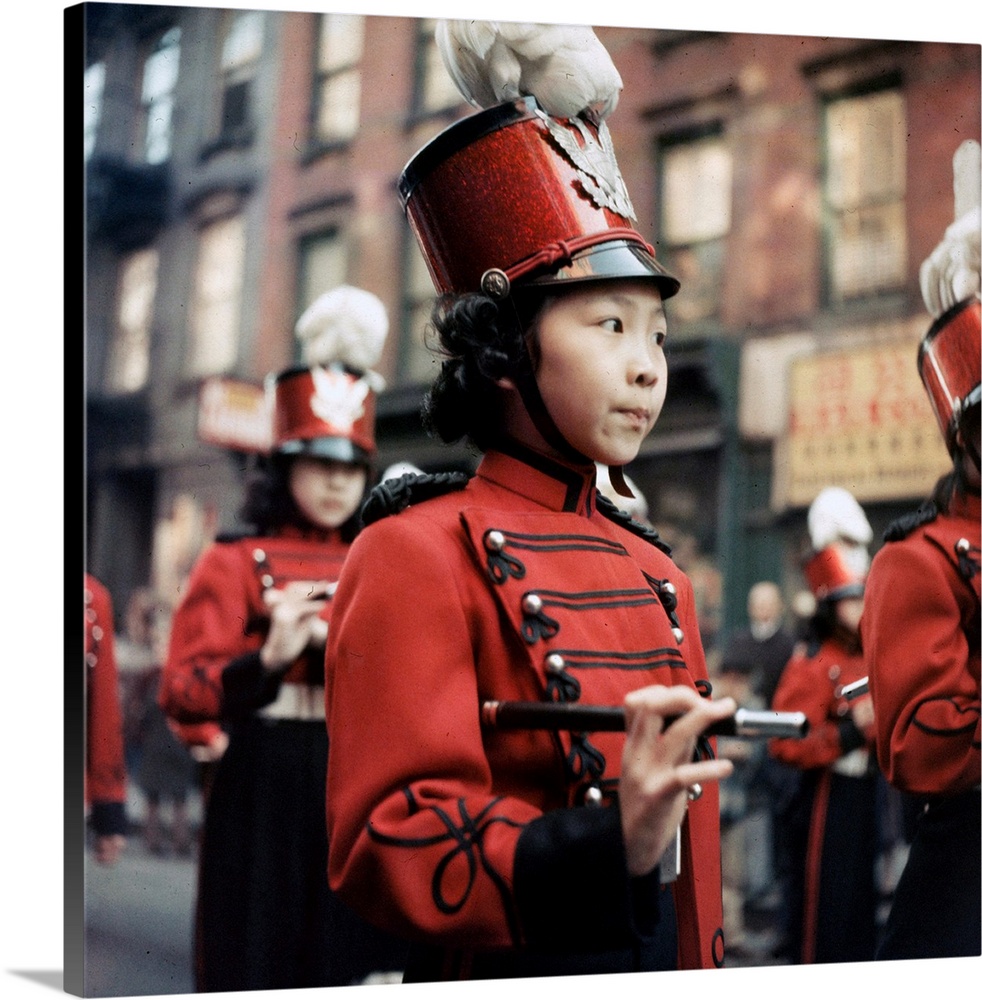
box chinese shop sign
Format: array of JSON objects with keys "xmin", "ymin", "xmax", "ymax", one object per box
[
  {"xmin": 197, "ymin": 376, "xmax": 273, "ymax": 454},
  {"xmin": 774, "ymin": 341, "xmax": 951, "ymax": 508}
]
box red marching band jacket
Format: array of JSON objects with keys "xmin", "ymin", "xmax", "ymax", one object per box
[
  {"xmin": 769, "ymin": 635, "xmax": 872, "ymax": 771},
  {"xmin": 863, "ymin": 491, "xmax": 981, "ymax": 796},
  {"xmin": 84, "ymin": 574, "xmax": 127, "ymax": 832},
  {"xmin": 325, "ymin": 449, "xmax": 725, "ymax": 972},
  {"xmin": 159, "ymin": 524, "xmax": 349, "ymax": 725}
]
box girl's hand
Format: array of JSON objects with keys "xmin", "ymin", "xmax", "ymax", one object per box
[
  {"xmin": 93, "ymin": 834, "xmax": 126, "ymax": 866},
  {"xmin": 259, "ymin": 583, "xmax": 333, "ymax": 671},
  {"xmin": 849, "ymin": 695, "xmax": 875, "ymax": 735},
  {"xmin": 619, "ymin": 685, "xmax": 735, "ymax": 877}
]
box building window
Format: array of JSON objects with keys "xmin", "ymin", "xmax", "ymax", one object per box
[
  {"xmin": 217, "ymin": 9, "xmax": 264, "ymax": 139},
  {"xmin": 107, "ymin": 248, "xmax": 159, "ymax": 393},
  {"xmin": 398, "ymin": 235, "xmax": 441, "ymax": 385},
  {"xmin": 311, "ymin": 13, "xmax": 364, "ymax": 145},
  {"xmin": 188, "ymin": 214, "xmax": 245, "ymax": 376},
  {"xmin": 84, "ymin": 60, "xmax": 105, "ymax": 160},
  {"xmin": 138, "ymin": 26, "xmax": 181, "ymax": 165},
  {"xmin": 658, "ymin": 130, "xmax": 732, "ymax": 326},
  {"xmin": 412, "ymin": 18, "xmax": 461, "ymax": 117},
  {"xmin": 823, "ymin": 86, "xmax": 907, "ymax": 303},
  {"xmin": 296, "ymin": 230, "xmax": 349, "ymax": 323}
]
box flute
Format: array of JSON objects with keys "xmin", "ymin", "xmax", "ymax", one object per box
[
  {"xmin": 481, "ymin": 700, "xmax": 809, "ymax": 739},
  {"xmin": 841, "ymin": 677, "xmax": 869, "ymax": 701}
]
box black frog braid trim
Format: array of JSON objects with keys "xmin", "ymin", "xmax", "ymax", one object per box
[
  {"xmin": 595, "ymin": 492, "xmax": 672, "ymax": 557},
  {"xmin": 883, "ymin": 501, "xmax": 939, "ymax": 542},
  {"xmin": 361, "ymin": 471, "xmax": 471, "ymax": 526}
]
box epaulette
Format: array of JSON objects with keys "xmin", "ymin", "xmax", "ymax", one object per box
[
  {"xmin": 883, "ymin": 501, "xmax": 939, "ymax": 542},
  {"xmin": 361, "ymin": 471, "xmax": 472, "ymax": 526},
  {"xmin": 595, "ymin": 492, "xmax": 672, "ymax": 557}
]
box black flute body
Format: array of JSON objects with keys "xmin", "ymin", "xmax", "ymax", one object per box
[{"xmin": 481, "ymin": 700, "xmax": 809, "ymax": 739}]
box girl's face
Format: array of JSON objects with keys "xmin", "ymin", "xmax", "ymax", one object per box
[
  {"xmin": 289, "ymin": 456, "xmax": 367, "ymax": 530},
  {"xmin": 835, "ymin": 596, "xmax": 865, "ymax": 634},
  {"xmin": 524, "ymin": 281, "xmax": 668, "ymax": 466}
]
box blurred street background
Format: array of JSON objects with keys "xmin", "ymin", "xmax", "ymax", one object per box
[
  {"xmin": 83, "ymin": 788, "xmax": 204, "ymax": 997},
  {"xmin": 72, "ymin": 2, "xmax": 979, "ymax": 996}
]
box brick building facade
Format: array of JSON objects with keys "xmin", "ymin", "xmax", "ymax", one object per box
[{"xmin": 78, "ymin": 5, "xmax": 980, "ymax": 656}]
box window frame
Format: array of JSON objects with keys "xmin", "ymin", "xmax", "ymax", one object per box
[
  {"xmin": 106, "ymin": 245, "xmax": 160, "ymax": 395},
  {"xmin": 186, "ymin": 211, "xmax": 247, "ymax": 378},
  {"xmin": 135, "ymin": 24, "xmax": 182, "ymax": 165},
  {"xmin": 206, "ymin": 8, "xmax": 265, "ymax": 153},
  {"xmin": 293, "ymin": 227, "xmax": 351, "ymax": 364},
  {"xmin": 817, "ymin": 73, "xmax": 908, "ymax": 308},
  {"xmin": 655, "ymin": 122, "xmax": 732, "ymax": 333},
  {"xmin": 407, "ymin": 18, "xmax": 463, "ymax": 127},
  {"xmin": 84, "ymin": 59, "xmax": 106, "ymax": 161},
  {"xmin": 397, "ymin": 224, "xmax": 441, "ymax": 387},
  {"xmin": 306, "ymin": 12, "xmax": 365, "ymax": 154}
]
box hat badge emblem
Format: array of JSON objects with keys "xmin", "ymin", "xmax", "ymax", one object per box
[
  {"xmin": 310, "ymin": 365, "xmax": 369, "ymax": 432},
  {"xmin": 543, "ymin": 114, "xmax": 636, "ymax": 220}
]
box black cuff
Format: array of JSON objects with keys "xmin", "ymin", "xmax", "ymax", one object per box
[
  {"xmin": 90, "ymin": 801, "xmax": 127, "ymax": 837},
  {"xmin": 221, "ymin": 652, "xmax": 283, "ymax": 716},
  {"xmin": 513, "ymin": 804, "xmax": 662, "ymax": 951},
  {"xmin": 837, "ymin": 716, "xmax": 866, "ymax": 754}
]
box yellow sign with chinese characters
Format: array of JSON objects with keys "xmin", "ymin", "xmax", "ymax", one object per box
[{"xmin": 775, "ymin": 341, "xmax": 951, "ymax": 508}]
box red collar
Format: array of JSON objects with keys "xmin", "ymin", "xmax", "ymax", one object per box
[
  {"xmin": 476, "ymin": 444, "xmax": 598, "ymax": 516},
  {"xmin": 275, "ymin": 522, "xmax": 343, "ymax": 545}
]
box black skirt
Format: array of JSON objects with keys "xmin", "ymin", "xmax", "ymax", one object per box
[
  {"xmin": 876, "ymin": 789, "xmax": 981, "ymax": 961},
  {"xmin": 194, "ymin": 717, "xmax": 408, "ymax": 991}
]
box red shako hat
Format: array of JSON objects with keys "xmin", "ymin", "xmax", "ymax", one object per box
[
  {"xmin": 803, "ymin": 543, "xmax": 866, "ymax": 602},
  {"xmin": 917, "ymin": 296, "xmax": 981, "ymax": 456},
  {"xmin": 270, "ymin": 286, "xmax": 388, "ymax": 464},
  {"xmin": 272, "ymin": 366, "xmax": 378, "ymax": 463},
  {"xmin": 398, "ymin": 97, "xmax": 679, "ymax": 301}
]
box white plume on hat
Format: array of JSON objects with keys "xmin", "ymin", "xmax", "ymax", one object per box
[
  {"xmin": 295, "ymin": 285, "xmax": 389, "ymax": 390},
  {"xmin": 919, "ymin": 139, "xmax": 981, "ymax": 318},
  {"xmin": 435, "ymin": 19, "xmax": 622, "ymax": 124},
  {"xmin": 807, "ymin": 486, "xmax": 873, "ymax": 552}
]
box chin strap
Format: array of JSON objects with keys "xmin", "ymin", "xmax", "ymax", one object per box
[
  {"xmin": 511, "ymin": 363, "xmax": 590, "ymax": 463},
  {"xmin": 606, "ymin": 464, "xmax": 636, "ymax": 499},
  {"xmin": 502, "ymin": 295, "xmax": 636, "ymax": 498},
  {"xmin": 510, "ymin": 347, "xmax": 639, "ymax": 500}
]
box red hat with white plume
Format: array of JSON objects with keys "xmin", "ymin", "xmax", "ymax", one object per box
[
  {"xmin": 401, "ymin": 21, "xmax": 676, "ymax": 500},
  {"xmin": 272, "ymin": 286, "xmax": 388, "ymax": 464},
  {"xmin": 802, "ymin": 487, "xmax": 872, "ymax": 601},
  {"xmin": 399, "ymin": 20, "xmax": 678, "ymax": 302},
  {"xmin": 917, "ymin": 139, "xmax": 981, "ymax": 462}
]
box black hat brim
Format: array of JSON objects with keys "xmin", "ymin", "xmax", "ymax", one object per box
[
  {"xmin": 276, "ymin": 437, "xmax": 371, "ymax": 465},
  {"xmin": 521, "ymin": 239, "xmax": 681, "ymax": 299}
]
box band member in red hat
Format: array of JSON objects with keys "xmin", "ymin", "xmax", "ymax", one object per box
[
  {"xmin": 159, "ymin": 286, "xmax": 407, "ymax": 991},
  {"xmin": 84, "ymin": 573, "xmax": 128, "ymax": 865},
  {"xmin": 324, "ymin": 21, "xmax": 736, "ymax": 982},
  {"xmin": 767, "ymin": 488, "xmax": 881, "ymax": 965},
  {"xmin": 863, "ymin": 139, "xmax": 981, "ymax": 961}
]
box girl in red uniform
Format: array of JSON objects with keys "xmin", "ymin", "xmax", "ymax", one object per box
[
  {"xmin": 159, "ymin": 287, "xmax": 407, "ymax": 990},
  {"xmin": 768, "ymin": 491, "xmax": 881, "ymax": 965},
  {"xmin": 325, "ymin": 23, "xmax": 736, "ymax": 982},
  {"xmin": 863, "ymin": 140, "xmax": 980, "ymax": 958},
  {"xmin": 84, "ymin": 573, "xmax": 128, "ymax": 865},
  {"xmin": 861, "ymin": 139, "xmax": 982, "ymax": 959}
]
